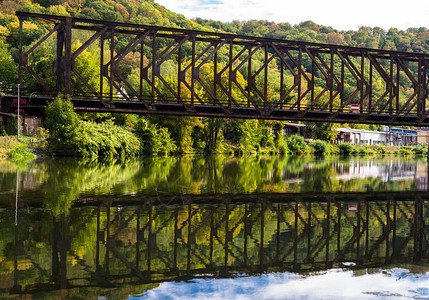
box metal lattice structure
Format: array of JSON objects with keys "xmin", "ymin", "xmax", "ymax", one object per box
[
  {"xmin": 15, "ymin": 12, "xmax": 429, "ymax": 125},
  {"xmin": 6, "ymin": 195, "xmax": 429, "ymax": 294}
]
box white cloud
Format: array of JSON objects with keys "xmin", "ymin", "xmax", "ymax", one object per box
[
  {"xmin": 135, "ymin": 268, "xmax": 429, "ymax": 300},
  {"xmin": 156, "ymin": 0, "xmax": 429, "ymax": 31}
]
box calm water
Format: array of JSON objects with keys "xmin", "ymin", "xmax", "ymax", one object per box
[{"xmin": 0, "ymin": 155, "xmax": 428, "ymax": 299}]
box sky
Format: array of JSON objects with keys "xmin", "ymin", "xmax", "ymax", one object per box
[
  {"xmin": 137, "ymin": 268, "xmax": 429, "ymax": 300},
  {"xmin": 155, "ymin": 0, "xmax": 429, "ymax": 31}
]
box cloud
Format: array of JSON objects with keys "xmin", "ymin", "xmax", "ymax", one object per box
[{"xmin": 134, "ymin": 268, "xmax": 429, "ymax": 300}]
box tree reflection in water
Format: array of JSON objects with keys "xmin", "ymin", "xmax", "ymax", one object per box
[{"xmin": 0, "ymin": 195, "xmax": 428, "ymax": 298}]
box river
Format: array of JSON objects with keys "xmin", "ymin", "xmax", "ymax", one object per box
[{"xmin": 0, "ymin": 155, "xmax": 428, "ymax": 299}]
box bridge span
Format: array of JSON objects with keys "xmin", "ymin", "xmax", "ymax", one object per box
[{"xmin": 10, "ymin": 12, "xmax": 429, "ymax": 126}]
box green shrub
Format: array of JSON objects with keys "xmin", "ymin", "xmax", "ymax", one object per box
[
  {"xmin": 371, "ymin": 144, "xmax": 386, "ymax": 154},
  {"xmin": 338, "ymin": 143, "xmax": 355, "ymax": 156},
  {"xmin": 356, "ymin": 146, "xmax": 367, "ymax": 155},
  {"xmin": 7, "ymin": 144, "xmax": 36, "ymax": 161},
  {"xmin": 278, "ymin": 138, "xmax": 289, "ymax": 155},
  {"xmin": 45, "ymin": 96, "xmax": 80, "ymax": 138},
  {"xmin": 46, "ymin": 96, "xmax": 141, "ymax": 158},
  {"xmin": 412, "ymin": 145, "xmax": 428, "ymax": 155},
  {"xmin": 36, "ymin": 127, "xmax": 49, "ymax": 139},
  {"xmin": 327, "ymin": 143, "xmax": 340, "ymax": 155},
  {"xmin": 286, "ymin": 135, "xmax": 308, "ymax": 154},
  {"xmin": 309, "ymin": 140, "xmax": 328, "ymax": 156},
  {"xmin": 400, "ymin": 146, "xmax": 413, "ymax": 155},
  {"xmin": 135, "ymin": 118, "xmax": 176, "ymax": 155}
]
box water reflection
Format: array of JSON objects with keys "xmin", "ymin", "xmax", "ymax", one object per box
[
  {"xmin": 0, "ymin": 156, "xmax": 427, "ymax": 206},
  {"xmin": 140, "ymin": 269, "xmax": 429, "ymax": 300},
  {"xmin": 0, "ymin": 196, "xmax": 428, "ymax": 298},
  {"xmin": 1, "ymin": 156, "xmax": 429, "ymax": 298}
]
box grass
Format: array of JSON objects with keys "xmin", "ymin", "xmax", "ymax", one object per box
[{"xmin": 0, "ymin": 136, "xmax": 36, "ymax": 161}]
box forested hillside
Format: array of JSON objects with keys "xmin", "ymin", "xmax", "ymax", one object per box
[
  {"xmin": 0, "ymin": 0, "xmax": 428, "ymax": 156},
  {"xmin": 196, "ymin": 19, "xmax": 429, "ymax": 53}
]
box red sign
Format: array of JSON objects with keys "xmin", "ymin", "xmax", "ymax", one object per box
[
  {"xmin": 350, "ymin": 104, "xmax": 359, "ymax": 112},
  {"xmin": 348, "ymin": 203, "xmax": 357, "ymax": 212}
]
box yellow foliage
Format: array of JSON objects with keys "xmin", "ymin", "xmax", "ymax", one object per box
[
  {"xmin": 0, "ymin": 25, "xmax": 10, "ymax": 41},
  {"xmin": 47, "ymin": 5, "xmax": 70, "ymax": 16}
]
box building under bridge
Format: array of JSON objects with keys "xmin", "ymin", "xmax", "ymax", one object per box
[{"xmin": 282, "ymin": 123, "xmax": 427, "ymax": 146}]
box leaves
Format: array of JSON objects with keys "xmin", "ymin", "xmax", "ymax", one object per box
[{"xmin": 46, "ymin": 96, "xmax": 141, "ymax": 157}]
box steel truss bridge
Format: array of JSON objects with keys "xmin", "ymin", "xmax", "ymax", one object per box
[
  {"xmin": 5, "ymin": 193, "xmax": 429, "ymax": 295},
  {"xmin": 10, "ymin": 12, "xmax": 429, "ymax": 125}
]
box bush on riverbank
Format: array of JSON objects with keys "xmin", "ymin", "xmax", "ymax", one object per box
[
  {"xmin": 135, "ymin": 118, "xmax": 176, "ymax": 155},
  {"xmin": 286, "ymin": 135, "xmax": 308, "ymax": 154},
  {"xmin": 331, "ymin": 142, "xmax": 427, "ymax": 157},
  {"xmin": 338, "ymin": 143, "xmax": 355, "ymax": 156},
  {"xmin": 309, "ymin": 140, "xmax": 329, "ymax": 156},
  {"xmin": 46, "ymin": 97, "xmax": 140, "ymax": 158}
]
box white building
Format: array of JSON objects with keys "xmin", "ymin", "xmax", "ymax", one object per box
[{"xmin": 334, "ymin": 127, "xmax": 391, "ymax": 145}]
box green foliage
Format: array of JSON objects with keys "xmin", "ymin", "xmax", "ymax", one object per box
[
  {"xmin": 232, "ymin": 119, "xmax": 262, "ymax": 156},
  {"xmin": 145, "ymin": 116, "xmax": 198, "ymax": 154},
  {"xmin": 286, "ymin": 135, "xmax": 308, "ymax": 154},
  {"xmin": 338, "ymin": 143, "xmax": 356, "ymax": 156},
  {"xmin": 46, "ymin": 96, "xmax": 140, "ymax": 157},
  {"xmin": 327, "ymin": 143, "xmax": 340, "ymax": 155},
  {"xmin": 412, "ymin": 145, "xmax": 428, "ymax": 155},
  {"xmin": 272, "ymin": 122, "xmax": 284, "ymax": 142},
  {"xmin": 399, "ymin": 146, "xmax": 413, "ymax": 155},
  {"xmin": 45, "ymin": 96, "xmax": 80, "ymax": 137},
  {"xmin": 304, "ymin": 122, "xmax": 338, "ymax": 141},
  {"xmin": 277, "ymin": 138, "xmax": 289, "ymax": 155},
  {"xmin": 202, "ymin": 118, "xmax": 225, "ymax": 153},
  {"xmin": 310, "ymin": 140, "xmax": 328, "ymax": 156},
  {"xmin": 356, "ymin": 146, "xmax": 371, "ymax": 155},
  {"xmin": 7, "ymin": 144, "xmax": 36, "ymax": 162},
  {"xmin": 0, "ymin": 137, "xmax": 35, "ymax": 161},
  {"xmin": 135, "ymin": 118, "xmax": 176, "ymax": 155},
  {"xmin": 36, "ymin": 127, "xmax": 49, "ymax": 139},
  {"xmin": 0, "ymin": 41, "xmax": 16, "ymax": 90}
]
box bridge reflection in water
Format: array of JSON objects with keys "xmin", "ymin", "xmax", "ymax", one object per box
[{"xmin": 5, "ymin": 194, "xmax": 429, "ymax": 295}]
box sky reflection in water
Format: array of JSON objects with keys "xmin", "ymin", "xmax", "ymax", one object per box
[{"xmin": 137, "ymin": 268, "xmax": 429, "ymax": 300}]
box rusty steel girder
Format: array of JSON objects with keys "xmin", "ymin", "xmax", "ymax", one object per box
[{"xmin": 16, "ymin": 12, "xmax": 429, "ymax": 125}]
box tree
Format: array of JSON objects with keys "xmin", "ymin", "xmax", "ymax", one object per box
[
  {"xmin": 0, "ymin": 41, "xmax": 16, "ymax": 91},
  {"xmin": 304, "ymin": 122, "xmax": 339, "ymax": 141}
]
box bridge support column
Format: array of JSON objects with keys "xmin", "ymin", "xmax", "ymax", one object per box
[
  {"xmin": 55, "ymin": 24, "xmax": 64, "ymax": 93},
  {"xmin": 64, "ymin": 17, "xmax": 72, "ymax": 97}
]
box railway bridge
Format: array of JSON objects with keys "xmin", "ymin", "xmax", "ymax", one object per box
[{"xmin": 6, "ymin": 12, "xmax": 429, "ymax": 126}]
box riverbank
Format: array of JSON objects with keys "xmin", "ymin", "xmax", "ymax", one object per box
[
  {"xmin": 1, "ymin": 133, "xmax": 427, "ymax": 162},
  {"xmin": 0, "ymin": 136, "xmax": 37, "ymax": 161}
]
